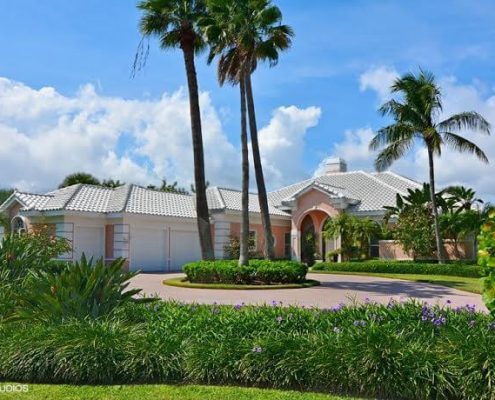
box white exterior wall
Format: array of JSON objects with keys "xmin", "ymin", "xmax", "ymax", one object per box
[
  {"xmin": 63, "ymin": 215, "xmax": 108, "ymax": 262},
  {"xmin": 123, "ymin": 214, "xmax": 200, "ymax": 272},
  {"xmin": 212, "ymin": 214, "xmax": 231, "ymax": 259}
]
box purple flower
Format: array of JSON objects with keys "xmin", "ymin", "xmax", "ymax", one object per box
[
  {"xmin": 333, "ymin": 327, "xmax": 341, "ymax": 333},
  {"xmin": 488, "ymin": 322, "xmax": 495, "ymax": 330},
  {"xmin": 432, "ymin": 316, "xmax": 447, "ymax": 326},
  {"xmin": 252, "ymin": 346, "xmax": 263, "ymax": 353},
  {"xmin": 468, "ymin": 320, "xmax": 476, "ymax": 328},
  {"xmin": 234, "ymin": 304, "xmax": 243, "ymax": 310},
  {"xmin": 421, "ymin": 315, "xmax": 428, "ymax": 322},
  {"xmin": 364, "ymin": 297, "xmax": 371, "ymax": 304},
  {"xmin": 271, "ymin": 300, "xmax": 279, "ymax": 307},
  {"xmin": 353, "ymin": 320, "xmax": 366, "ymax": 327},
  {"xmin": 276, "ymin": 316, "xmax": 283, "ymax": 323},
  {"xmin": 330, "ymin": 302, "xmax": 345, "ymax": 312},
  {"xmin": 446, "ymin": 299, "xmax": 452, "ymax": 304}
]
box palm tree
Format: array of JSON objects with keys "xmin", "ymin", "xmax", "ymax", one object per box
[
  {"xmin": 442, "ymin": 185, "xmax": 484, "ymax": 213},
  {"xmin": 369, "ymin": 69, "xmax": 490, "ymax": 263},
  {"xmin": 58, "ymin": 172, "xmax": 100, "ymax": 188},
  {"xmin": 137, "ymin": 0, "xmax": 214, "ymax": 260},
  {"xmin": 203, "ymin": 0, "xmax": 293, "ymax": 261}
]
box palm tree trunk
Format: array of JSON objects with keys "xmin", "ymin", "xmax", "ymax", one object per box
[
  {"xmin": 239, "ymin": 74, "xmax": 250, "ymax": 266},
  {"xmin": 182, "ymin": 44, "xmax": 214, "ymax": 260},
  {"xmin": 427, "ymin": 146, "xmax": 445, "ymax": 264},
  {"xmin": 245, "ymin": 74, "xmax": 275, "ymax": 260}
]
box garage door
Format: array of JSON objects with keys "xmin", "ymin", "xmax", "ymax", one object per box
[
  {"xmin": 131, "ymin": 228, "xmax": 167, "ymax": 272},
  {"xmin": 169, "ymin": 229, "xmax": 201, "ymax": 271},
  {"xmin": 73, "ymin": 226, "xmax": 104, "ymax": 262}
]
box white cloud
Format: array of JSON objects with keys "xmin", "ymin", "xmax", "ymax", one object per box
[
  {"xmin": 359, "ymin": 65, "xmax": 399, "ymax": 102},
  {"xmin": 257, "ymin": 105, "xmax": 322, "ymax": 189},
  {"xmin": 321, "ymin": 67, "xmax": 495, "ymax": 201},
  {"xmin": 0, "ymin": 77, "xmax": 320, "ymax": 193}
]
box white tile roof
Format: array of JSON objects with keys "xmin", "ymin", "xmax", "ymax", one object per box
[
  {"xmin": 207, "ymin": 187, "xmax": 290, "ymax": 217},
  {"xmin": 5, "ymin": 184, "xmax": 196, "ymax": 218},
  {"xmin": 269, "ymin": 170, "xmax": 420, "ymax": 214},
  {"xmin": 1, "ymin": 170, "xmax": 419, "ymax": 218}
]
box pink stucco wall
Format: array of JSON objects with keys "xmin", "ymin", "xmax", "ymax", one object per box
[
  {"xmin": 379, "ymin": 240, "xmax": 476, "ymax": 261},
  {"xmin": 230, "ymin": 222, "xmax": 290, "ymax": 258},
  {"xmin": 291, "ymin": 188, "xmax": 340, "ymax": 231}
]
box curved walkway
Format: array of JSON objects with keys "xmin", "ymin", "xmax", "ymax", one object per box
[{"xmin": 130, "ymin": 272, "xmax": 486, "ymax": 311}]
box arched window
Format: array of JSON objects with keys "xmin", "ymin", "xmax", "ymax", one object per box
[{"xmin": 11, "ymin": 216, "xmax": 27, "ymax": 235}]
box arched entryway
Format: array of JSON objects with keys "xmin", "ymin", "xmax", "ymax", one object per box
[
  {"xmin": 300, "ymin": 214, "xmax": 316, "ymax": 265},
  {"xmin": 11, "ymin": 215, "xmax": 27, "ymax": 235}
]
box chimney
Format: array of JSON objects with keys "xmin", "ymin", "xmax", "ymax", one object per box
[{"xmin": 324, "ymin": 158, "xmax": 347, "ymax": 174}]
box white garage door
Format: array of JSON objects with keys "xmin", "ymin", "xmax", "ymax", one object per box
[
  {"xmin": 131, "ymin": 228, "xmax": 167, "ymax": 272},
  {"xmin": 169, "ymin": 229, "xmax": 201, "ymax": 271},
  {"xmin": 73, "ymin": 226, "xmax": 104, "ymax": 262}
]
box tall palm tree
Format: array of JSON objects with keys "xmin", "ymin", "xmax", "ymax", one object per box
[
  {"xmin": 369, "ymin": 69, "xmax": 490, "ymax": 263},
  {"xmin": 203, "ymin": 0, "xmax": 293, "ymax": 260},
  {"xmin": 137, "ymin": 0, "xmax": 215, "ymax": 260}
]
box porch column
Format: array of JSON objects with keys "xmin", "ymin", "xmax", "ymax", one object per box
[{"xmin": 291, "ymin": 229, "xmax": 300, "ymax": 261}]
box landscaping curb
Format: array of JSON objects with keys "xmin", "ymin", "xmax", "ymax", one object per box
[{"xmin": 163, "ymin": 278, "xmax": 320, "ymax": 290}]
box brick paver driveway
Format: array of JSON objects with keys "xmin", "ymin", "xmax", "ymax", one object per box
[{"xmin": 130, "ymin": 272, "xmax": 486, "ymax": 311}]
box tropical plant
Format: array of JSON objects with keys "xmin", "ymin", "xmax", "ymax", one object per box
[
  {"xmin": 323, "ymin": 213, "xmax": 381, "ymax": 261},
  {"xmin": 12, "ymin": 256, "xmax": 151, "ymax": 323},
  {"xmin": 369, "ymin": 69, "xmax": 491, "ymax": 263},
  {"xmin": 300, "ymin": 232, "xmax": 316, "ymax": 266},
  {"xmin": 101, "ymin": 179, "xmax": 125, "ymax": 188},
  {"xmin": 202, "ymin": 0, "xmax": 293, "ymax": 261},
  {"xmin": 223, "ymin": 234, "xmax": 258, "ymax": 259},
  {"xmin": 147, "ymin": 178, "xmax": 189, "ymax": 194},
  {"xmin": 393, "ymin": 204, "xmax": 436, "ymax": 260},
  {"xmin": 442, "ymin": 185, "xmax": 484, "ymax": 213},
  {"xmin": 58, "ymin": 172, "xmax": 101, "ymax": 188},
  {"xmin": 479, "ymin": 209, "xmax": 495, "ymax": 314},
  {"xmin": 137, "ymin": 0, "xmax": 214, "ymax": 260}
]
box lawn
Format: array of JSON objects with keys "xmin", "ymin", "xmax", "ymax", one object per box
[
  {"xmin": 163, "ymin": 277, "xmax": 320, "ymax": 290},
  {"xmin": 312, "ymin": 270, "xmax": 481, "ymax": 294},
  {"xmin": 0, "ymin": 383, "xmax": 358, "ymax": 400}
]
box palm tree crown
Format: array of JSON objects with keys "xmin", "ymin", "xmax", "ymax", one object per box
[
  {"xmin": 202, "ymin": 0, "xmax": 293, "ymax": 85},
  {"xmin": 137, "ymin": 0, "xmax": 206, "ymax": 53},
  {"xmin": 370, "ymin": 69, "xmax": 490, "ymax": 171}
]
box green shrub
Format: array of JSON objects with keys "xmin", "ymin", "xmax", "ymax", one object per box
[
  {"xmin": 312, "ymin": 260, "xmax": 481, "ymax": 277},
  {"xmin": 11, "ymin": 256, "xmax": 152, "ymax": 323},
  {"xmin": 1, "ymin": 300, "xmax": 495, "ymax": 399},
  {"xmin": 480, "ymin": 210, "xmax": 495, "ymax": 314},
  {"xmin": 183, "ymin": 260, "xmax": 307, "ymax": 284}
]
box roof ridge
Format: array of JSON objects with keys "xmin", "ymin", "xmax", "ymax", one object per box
[
  {"xmin": 360, "ymin": 171, "xmax": 408, "ymax": 196},
  {"xmin": 121, "ymin": 183, "xmax": 134, "ymax": 213},
  {"xmin": 215, "ymin": 187, "xmax": 227, "ymax": 209},
  {"xmin": 62, "ymin": 184, "xmax": 84, "ymax": 209},
  {"xmin": 382, "ymin": 171, "xmax": 422, "ymax": 188},
  {"xmin": 132, "ymin": 184, "xmax": 194, "ymax": 197}
]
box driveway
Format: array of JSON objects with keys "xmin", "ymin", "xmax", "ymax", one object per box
[{"xmin": 130, "ymin": 272, "xmax": 486, "ymax": 311}]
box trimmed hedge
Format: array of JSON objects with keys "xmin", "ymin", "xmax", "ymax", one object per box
[
  {"xmin": 183, "ymin": 260, "xmax": 308, "ymax": 285},
  {"xmin": 1, "ymin": 301, "xmax": 495, "ymax": 399},
  {"xmin": 312, "ymin": 260, "xmax": 481, "ymax": 278}
]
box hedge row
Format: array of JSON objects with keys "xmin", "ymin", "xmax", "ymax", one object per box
[
  {"xmin": 312, "ymin": 260, "xmax": 481, "ymax": 278},
  {"xmin": 1, "ymin": 301, "xmax": 494, "ymax": 399},
  {"xmin": 183, "ymin": 260, "xmax": 308, "ymax": 284}
]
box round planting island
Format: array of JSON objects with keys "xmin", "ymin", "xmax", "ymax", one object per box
[
  {"xmin": 166, "ymin": 260, "xmax": 319, "ymax": 290},
  {"xmin": 163, "ymin": 277, "xmax": 320, "ymax": 290}
]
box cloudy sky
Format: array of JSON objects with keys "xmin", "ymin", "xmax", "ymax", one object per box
[{"xmin": 1, "ymin": 0, "xmax": 494, "ymax": 200}]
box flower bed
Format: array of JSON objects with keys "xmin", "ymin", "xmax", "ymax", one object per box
[
  {"xmin": 183, "ymin": 260, "xmax": 308, "ymax": 285},
  {"xmin": 312, "ymin": 260, "xmax": 480, "ymax": 278},
  {"xmin": 1, "ymin": 300, "xmax": 494, "ymax": 399}
]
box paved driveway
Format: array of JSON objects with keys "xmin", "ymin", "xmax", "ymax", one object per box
[{"xmin": 130, "ymin": 272, "xmax": 486, "ymax": 311}]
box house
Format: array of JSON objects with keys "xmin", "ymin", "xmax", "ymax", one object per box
[{"xmin": 0, "ymin": 158, "xmax": 421, "ymax": 271}]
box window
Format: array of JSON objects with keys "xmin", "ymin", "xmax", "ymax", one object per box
[
  {"xmin": 284, "ymin": 232, "xmax": 291, "ymax": 259},
  {"xmin": 249, "ymin": 230, "xmax": 257, "ymax": 251}
]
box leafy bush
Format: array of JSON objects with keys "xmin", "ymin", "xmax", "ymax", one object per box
[
  {"xmin": 312, "ymin": 260, "xmax": 481, "ymax": 277},
  {"xmin": 223, "ymin": 235, "xmax": 262, "ymax": 259},
  {"xmin": 480, "ymin": 210, "xmax": 495, "ymax": 314},
  {"xmin": 11, "ymin": 256, "xmax": 151, "ymax": 323},
  {"xmin": 1, "ymin": 300, "xmax": 495, "ymax": 399},
  {"xmin": 183, "ymin": 260, "xmax": 307, "ymax": 284}
]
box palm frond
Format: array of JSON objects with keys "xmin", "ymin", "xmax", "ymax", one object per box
[
  {"xmin": 442, "ymin": 131, "xmax": 489, "ymax": 163},
  {"xmin": 369, "ymin": 123, "xmax": 415, "ymax": 151},
  {"xmin": 438, "ymin": 111, "xmax": 491, "ymax": 134},
  {"xmin": 374, "ymin": 139, "xmax": 413, "ymax": 171}
]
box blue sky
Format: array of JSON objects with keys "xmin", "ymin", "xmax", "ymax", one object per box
[{"xmin": 1, "ymin": 0, "xmax": 495, "ymax": 198}]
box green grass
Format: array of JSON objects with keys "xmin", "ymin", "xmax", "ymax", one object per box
[
  {"xmin": 311, "ymin": 270, "xmax": 481, "ymax": 294},
  {"xmin": 0, "ymin": 383, "xmax": 358, "ymax": 400},
  {"xmin": 163, "ymin": 278, "xmax": 320, "ymax": 290}
]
